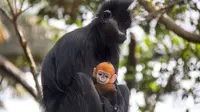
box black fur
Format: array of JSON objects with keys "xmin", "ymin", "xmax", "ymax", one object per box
[
  {"xmin": 41, "ymin": 1, "xmax": 132, "ymax": 112},
  {"xmin": 96, "ymin": 0, "xmax": 132, "ymax": 33}
]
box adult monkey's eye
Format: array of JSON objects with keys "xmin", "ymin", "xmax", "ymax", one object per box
[{"xmin": 102, "ymin": 10, "xmax": 112, "ymax": 22}]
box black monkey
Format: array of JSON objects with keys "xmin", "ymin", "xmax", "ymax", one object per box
[{"xmin": 41, "ymin": 1, "xmax": 133, "ymax": 112}]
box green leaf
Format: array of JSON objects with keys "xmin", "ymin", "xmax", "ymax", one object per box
[
  {"xmin": 196, "ymin": 24, "xmax": 200, "ymax": 30},
  {"xmin": 51, "ymin": 33, "xmax": 59, "ymax": 42},
  {"xmin": 136, "ymin": 46, "xmax": 142, "ymax": 53},
  {"xmin": 170, "ymin": 6, "xmax": 177, "ymax": 18},
  {"xmin": 125, "ymin": 74, "xmax": 134, "ymax": 81},
  {"xmin": 127, "ymin": 66, "xmax": 135, "ymax": 72},
  {"xmin": 139, "ymin": 106, "xmax": 146, "ymax": 112},
  {"xmin": 172, "ymin": 37, "xmax": 180, "ymax": 45},
  {"xmin": 144, "ymin": 36, "xmax": 150, "ymax": 45},
  {"xmin": 183, "ymin": 40, "xmax": 188, "ymax": 46},
  {"xmin": 182, "ymin": 5, "xmax": 187, "ymax": 12},
  {"xmin": 183, "ymin": 50, "xmax": 190, "ymax": 59},
  {"xmin": 28, "ymin": 0, "xmax": 38, "ymax": 4},
  {"xmin": 159, "ymin": 57, "xmax": 166, "ymax": 63},
  {"xmin": 147, "ymin": 0, "xmax": 152, "ymax": 2},
  {"xmin": 150, "ymin": 82, "xmax": 160, "ymax": 92},
  {"xmin": 119, "ymin": 57, "xmax": 127, "ymax": 68},
  {"xmin": 75, "ymin": 20, "xmax": 83, "ymax": 27},
  {"xmin": 196, "ymin": 44, "xmax": 200, "ymax": 51},
  {"xmin": 36, "ymin": 17, "xmax": 43, "ymax": 24},
  {"xmin": 65, "ymin": 19, "xmax": 73, "ymax": 25}
]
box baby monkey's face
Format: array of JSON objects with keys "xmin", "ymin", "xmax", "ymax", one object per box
[{"xmin": 96, "ymin": 70, "xmax": 111, "ymax": 84}]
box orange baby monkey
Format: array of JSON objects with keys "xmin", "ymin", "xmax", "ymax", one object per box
[{"xmin": 93, "ymin": 62, "xmax": 117, "ymax": 105}]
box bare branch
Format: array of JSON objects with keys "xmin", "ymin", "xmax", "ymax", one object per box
[
  {"xmin": 0, "ymin": 55, "xmax": 37, "ymax": 100},
  {"xmin": 138, "ymin": 0, "xmax": 200, "ymax": 43},
  {"xmin": 0, "ymin": 76, "xmax": 4, "ymax": 85},
  {"xmin": 6, "ymin": 0, "xmax": 15, "ymax": 16},
  {"xmin": 2, "ymin": 0, "xmax": 42, "ymax": 100},
  {"xmin": 13, "ymin": 21, "xmax": 42, "ymax": 100},
  {"xmin": 19, "ymin": 0, "xmax": 25, "ymax": 12},
  {"xmin": 0, "ymin": 8, "xmax": 12, "ymax": 21},
  {"xmin": 132, "ymin": 0, "xmax": 184, "ymax": 26},
  {"xmin": 125, "ymin": 33, "xmax": 137, "ymax": 89},
  {"xmin": 13, "ymin": 0, "xmax": 17, "ymax": 14},
  {"xmin": 16, "ymin": 0, "xmax": 40, "ymax": 18},
  {"xmin": 160, "ymin": 14, "xmax": 200, "ymax": 43}
]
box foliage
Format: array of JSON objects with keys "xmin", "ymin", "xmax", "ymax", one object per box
[
  {"xmin": 32, "ymin": 0, "xmax": 100, "ymax": 25},
  {"xmin": 120, "ymin": 0, "xmax": 200, "ymax": 111},
  {"xmin": 1, "ymin": 0, "xmax": 200, "ymax": 111}
]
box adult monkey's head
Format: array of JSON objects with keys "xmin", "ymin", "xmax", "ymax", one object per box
[
  {"xmin": 96, "ymin": 0, "xmax": 133, "ymax": 44},
  {"xmin": 97, "ymin": 10, "xmax": 126, "ymax": 44}
]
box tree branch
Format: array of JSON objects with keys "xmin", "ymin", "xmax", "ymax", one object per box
[
  {"xmin": 0, "ymin": 55, "xmax": 37, "ymax": 100},
  {"xmin": 0, "ymin": 75, "xmax": 4, "ymax": 86},
  {"xmin": 19, "ymin": 0, "xmax": 25, "ymax": 12},
  {"xmin": 6, "ymin": 0, "xmax": 15, "ymax": 16},
  {"xmin": 125, "ymin": 33, "xmax": 137, "ymax": 89},
  {"xmin": 13, "ymin": 18, "xmax": 42, "ymax": 101},
  {"xmin": 1, "ymin": 1, "xmax": 42, "ymax": 100},
  {"xmin": 16, "ymin": 0, "xmax": 39, "ymax": 18},
  {"xmin": 13, "ymin": 0, "xmax": 17, "ymax": 14},
  {"xmin": 138, "ymin": 0, "xmax": 200, "ymax": 43},
  {"xmin": 0, "ymin": 8, "xmax": 12, "ymax": 21}
]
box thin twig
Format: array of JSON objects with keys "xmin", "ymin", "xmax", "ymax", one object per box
[
  {"xmin": 13, "ymin": 21, "xmax": 41, "ymax": 100},
  {"xmin": 13, "ymin": 0, "xmax": 17, "ymax": 14},
  {"xmin": 16, "ymin": 0, "xmax": 39, "ymax": 18},
  {"xmin": 0, "ymin": 8, "xmax": 12, "ymax": 21},
  {"xmin": 19, "ymin": 0, "xmax": 25, "ymax": 12},
  {"xmin": 6, "ymin": 0, "xmax": 15, "ymax": 16},
  {"xmin": 133, "ymin": 0, "xmax": 184, "ymax": 24},
  {"xmin": 138, "ymin": 0, "xmax": 200, "ymax": 43},
  {"xmin": 132, "ymin": 0, "xmax": 182, "ymax": 26},
  {"xmin": 0, "ymin": 76, "xmax": 4, "ymax": 86}
]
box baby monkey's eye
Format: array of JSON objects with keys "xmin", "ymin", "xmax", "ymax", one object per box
[
  {"xmin": 99, "ymin": 73, "xmax": 102, "ymax": 76},
  {"xmin": 105, "ymin": 75, "xmax": 108, "ymax": 78}
]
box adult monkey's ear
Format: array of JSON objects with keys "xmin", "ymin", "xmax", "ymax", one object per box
[{"xmin": 101, "ymin": 10, "xmax": 112, "ymax": 22}]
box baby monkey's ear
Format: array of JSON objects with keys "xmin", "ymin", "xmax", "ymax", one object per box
[
  {"xmin": 109, "ymin": 74, "xmax": 117, "ymax": 83},
  {"xmin": 93, "ymin": 68, "xmax": 96, "ymax": 77}
]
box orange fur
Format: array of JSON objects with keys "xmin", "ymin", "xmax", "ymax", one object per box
[
  {"xmin": 94, "ymin": 62, "xmax": 116, "ymax": 83},
  {"xmin": 93, "ymin": 62, "xmax": 117, "ymax": 94},
  {"xmin": 95, "ymin": 83, "xmax": 116, "ymax": 93},
  {"xmin": 95, "ymin": 62, "xmax": 115, "ymax": 76}
]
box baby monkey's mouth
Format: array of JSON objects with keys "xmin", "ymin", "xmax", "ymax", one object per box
[{"xmin": 97, "ymin": 80, "xmax": 107, "ymax": 84}]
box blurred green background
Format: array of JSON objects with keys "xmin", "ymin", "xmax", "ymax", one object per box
[{"xmin": 0, "ymin": 0, "xmax": 200, "ymax": 112}]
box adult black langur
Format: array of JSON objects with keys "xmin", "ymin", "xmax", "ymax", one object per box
[{"xmin": 41, "ymin": 0, "xmax": 133, "ymax": 112}]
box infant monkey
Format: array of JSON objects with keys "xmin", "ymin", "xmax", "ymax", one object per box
[{"xmin": 93, "ymin": 62, "xmax": 117, "ymax": 105}]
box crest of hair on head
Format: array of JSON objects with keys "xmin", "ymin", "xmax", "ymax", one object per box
[{"xmin": 96, "ymin": 62, "xmax": 115, "ymax": 75}]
